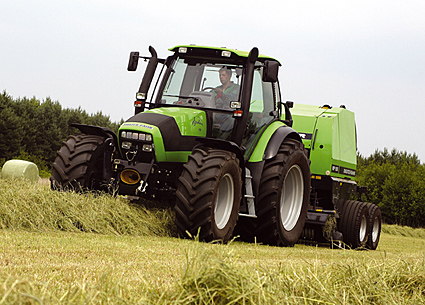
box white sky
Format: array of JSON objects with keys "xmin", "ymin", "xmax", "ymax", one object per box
[{"xmin": 1, "ymin": 0, "xmax": 425, "ymax": 162}]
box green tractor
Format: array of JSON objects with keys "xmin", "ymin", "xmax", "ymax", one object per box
[{"xmin": 51, "ymin": 45, "xmax": 381, "ymax": 249}]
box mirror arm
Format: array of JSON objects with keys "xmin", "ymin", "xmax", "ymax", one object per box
[{"xmin": 281, "ymin": 101, "xmax": 294, "ymax": 127}]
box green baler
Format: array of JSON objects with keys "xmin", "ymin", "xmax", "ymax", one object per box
[
  {"xmin": 291, "ymin": 103, "xmax": 380, "ymax": 249},
  {"xmin": 292, "ymin": 104, "xmax": 357, "ymax": 179}
]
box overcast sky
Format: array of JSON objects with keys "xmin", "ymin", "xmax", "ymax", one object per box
[{"xmin": 1, "ymin": 0, "xmax": 425, "ymax": 162}]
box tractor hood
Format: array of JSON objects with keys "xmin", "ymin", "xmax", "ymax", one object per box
[
  {"xmin": 122, "ymin": 107, "xmax": 207, "ymax": 154},
  {"xmin": 126, "ymin": 107, "xmax": 207, "ymax": 137}
]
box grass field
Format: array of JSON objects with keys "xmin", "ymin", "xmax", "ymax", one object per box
[{"xmin": 1, "ymin": 178, "xmax": 425, "ymax": 304}]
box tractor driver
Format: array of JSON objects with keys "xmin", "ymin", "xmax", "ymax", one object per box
[
  {"xmin": 213, "ymin": 67, "xmax": 239, "ymax": 139},
  {"xmin": 214, "ymin": 67, "xmax": 240, "ymax": 109}
]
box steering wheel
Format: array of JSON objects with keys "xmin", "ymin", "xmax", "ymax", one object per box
[{"xmin": 202, "ymin": 87, "xmax": 216, "ymax": 91}]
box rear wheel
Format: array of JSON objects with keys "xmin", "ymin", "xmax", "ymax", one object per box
[
  {"xmin": 50, "ymin": 134, "xmax": 106, "ymax": 191},
  {"xmin": 366, "ymin": 203, "xmax": 381, "ymax": 250},
  {"xmin": 338, "ymin": 200, "xmax": 369, "ymax": 249},
  {"xmin": 256, "ymin": 138, "xmax": 311, "ymax": 246},
  {"xmin": 174, "ymin": 147, "xmax": 242, "ymax": 242}
]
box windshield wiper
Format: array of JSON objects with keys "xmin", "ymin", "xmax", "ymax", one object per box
[{"xmin": 163, "ymin": 94, "xmax": 199, "ymax": 101}]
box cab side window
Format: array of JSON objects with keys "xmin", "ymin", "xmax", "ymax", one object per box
[{"xmin": 243, "ymin": 67, "xmax": 276, "ymax": 149}]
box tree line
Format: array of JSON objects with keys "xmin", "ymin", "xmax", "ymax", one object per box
[
  {"xmin": 0, "ymin": 91, "xmax": 122, "ymax": 173},
  {"xmin": 1, "ymin": 92, "xmax": 424, "ymax": 227},
  {"xmin": 356, "ymin": 149, "xmax": 425, "ymax": 228}
]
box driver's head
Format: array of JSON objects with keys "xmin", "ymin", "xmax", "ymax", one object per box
[{"xmin": 219, "ymin": 68, "xmax": 232, "ymax": 85}]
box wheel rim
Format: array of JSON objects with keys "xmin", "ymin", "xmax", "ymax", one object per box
[
  {"xmin": 359, "ymin": 213, "xmax": 368, "ymax": 242},
  {"xmin": 280, "ymin": 165, "xmax": 304, "ymax": 231},
  {"xmin": 214, "ymin": 173, "xmax": 234, "ymax": 230},
  {"xmin": 371, "ymin": 217, "xmax": 380, "ymax": 243}
]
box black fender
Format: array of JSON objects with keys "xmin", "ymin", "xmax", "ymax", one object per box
[
  {"xmin": 195, "ymin": 137, "xmax": 246, "ymax": 174},
  {"xmin": 263, "ymin": 126, "xmax": 302, "ymax": 160},
  {"xmin": 247, "ymin": 126, "xmax": 303, "ymax": 202},
  {"xmin": 71, "ymin": 123, "xmax": 118, "ymax": 144}
]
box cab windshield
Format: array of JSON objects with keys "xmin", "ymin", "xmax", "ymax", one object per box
[{"xmin": 159, "ymin": 58, "xmax": 242, "ymax": 110}]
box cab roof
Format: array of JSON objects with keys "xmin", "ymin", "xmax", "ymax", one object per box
[{"xmin": 169, "ymin": 45, "xmax": 280, "ymax": 64}]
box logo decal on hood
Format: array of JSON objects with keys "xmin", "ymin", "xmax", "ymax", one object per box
[{"xmin": 192, "ymin": 117, "xmax": 203, "ymax": 127}]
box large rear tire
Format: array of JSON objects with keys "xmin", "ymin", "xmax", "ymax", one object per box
[
  {"xmin": 50, "ymin": 134, "xmax": 106, "ymax": 191},
  {"xmin": 256, "ymin": 138, "xmax": 311, "ymax": 246},
  {"xmin": 338, "ymin": 200, "xmax": 369, "ymax": 249},
  {"xmin": 174, "ymin": 147, "xmax": 242, "ymax": 242}
]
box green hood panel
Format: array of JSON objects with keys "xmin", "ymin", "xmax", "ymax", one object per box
[
  {"xmin": 145, "ymin": 107, "xmax": 207, "ymax": 137},
  {"xmin": 119, "ymin": 107, "xmax": 207, "ymax": 162}
]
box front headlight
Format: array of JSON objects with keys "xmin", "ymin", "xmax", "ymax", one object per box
[
  {"xmin": 121, "ymin": 141, "xmax": 132, "ymax": 149},
  {"xmin": 142, "ymin": 144, "xmax": 153, "ymax": 152},
  {"xmin": 121, "ymin": 131, "xmax": 153, "ymax": 142}
]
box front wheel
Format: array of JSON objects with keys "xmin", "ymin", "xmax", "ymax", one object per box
[
  {"xmin": 50, "ymin": 134, "xmax": 107, "ymax": 191},
  {"xmin": 174, "ymin": 147, "xmax": 242, "ymax": 242},
  {"xmin": 256, "ymin": 138, "xmax": 311, "ymax": 246}
]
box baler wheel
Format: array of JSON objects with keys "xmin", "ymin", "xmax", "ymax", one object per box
[
  {"xmin": 366, "ymin": 203, "xmax": 382, "ymax": 250},
  {"xmin": 174, "ymin": 147, "xmax": 242, "ymax": 242},
  {"xmin": 338, "ymin": 200, "xmax": 369, "ymax": 249}
]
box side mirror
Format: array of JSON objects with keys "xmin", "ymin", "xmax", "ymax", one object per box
[
  {"xmin": 263, "ymin": 60, "xmax": 280, "ymax": 82},
  {"xmin": 282, "ymin": 101, "xmax": 294, "ymax": 127},
  {"xmin": 127, "ymin": 51, "xmax": 140, "ymax": 71}
]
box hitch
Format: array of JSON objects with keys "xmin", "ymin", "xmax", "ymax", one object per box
[{"xmin": 135, "ymin": 159, "xmax": 155, "ymax": 195}]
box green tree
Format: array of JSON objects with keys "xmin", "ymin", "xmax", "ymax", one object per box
[
  {"xmin": 357, "ymin": 148, "xmax": 425, "ymax": 227},
  {"xmin": 0, "ymin": 92, "xmax": 123, "ymax": 171},
  {"xmin": 0, "ymin": 93, "xmax": 23, "ymax": 161}
]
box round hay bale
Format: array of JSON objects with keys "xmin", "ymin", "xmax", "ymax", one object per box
[{"xmin": 1, "ymin": 160, "xmax": 39, "ymax": 183}]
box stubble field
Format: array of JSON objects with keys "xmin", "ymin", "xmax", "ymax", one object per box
[{"xmin": 0, "ymin": 178, "xmax": 424, "ymax": 304}]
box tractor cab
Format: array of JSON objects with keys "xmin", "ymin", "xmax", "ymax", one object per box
[{"xmin": 128, "ymin": 45, "xmax": 282, "ymax": 155}]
